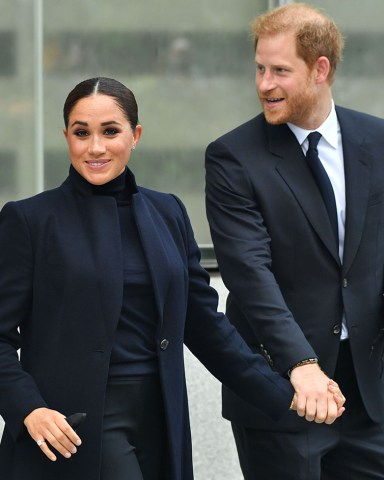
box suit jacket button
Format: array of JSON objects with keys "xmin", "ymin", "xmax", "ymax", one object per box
[
  {"xmin": 333, "ymin": 324, "xmax": 341, "ymax": 335},
  {"xmin": 160, "ymin": 339, "xmax": 169, "ymax": 350}
]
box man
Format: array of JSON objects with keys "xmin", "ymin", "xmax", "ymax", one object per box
[{"xmin": 205, "ymin": 3, "xmax": 384, "ymax": 479}]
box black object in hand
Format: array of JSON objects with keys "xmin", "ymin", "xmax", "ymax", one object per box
[{"xmin": 65, "ymin": 412, "xmax": 87, "ymax": 431}]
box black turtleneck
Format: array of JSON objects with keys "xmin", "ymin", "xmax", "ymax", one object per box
[{"xmin": 88, "ymin": 169, "xmax": 158, "ymax": 377}]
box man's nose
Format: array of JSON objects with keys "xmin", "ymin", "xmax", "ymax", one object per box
[{"xmin": 257, "ymin": 70, "xmax": 276, "ymax": 92}]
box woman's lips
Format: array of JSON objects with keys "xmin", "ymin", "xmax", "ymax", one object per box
[{"xmin": 85, "ymin": 160, "xmax": 111, "ymax": 168}]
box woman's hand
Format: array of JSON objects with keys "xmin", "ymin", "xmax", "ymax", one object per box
[
  {"xmin": 327, "ymin": 379, "xmax": 346, "ymax": 415},
  {"xmin": 24, "ymin": 407, "xmax": 82, "ymax": 462}
]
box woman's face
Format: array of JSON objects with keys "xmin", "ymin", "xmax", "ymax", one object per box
[{"xmin": 64, "ymin": 94, "xmax": 142, "ymax": 185}]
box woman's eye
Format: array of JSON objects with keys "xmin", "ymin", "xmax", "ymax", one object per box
[
  {"xmin": 74, "ymin": 130, "xmax": 88, "ymax": 137},
  {"xmin": 104, "ymin": 128, "xmax": 119, "ymax": 136}
]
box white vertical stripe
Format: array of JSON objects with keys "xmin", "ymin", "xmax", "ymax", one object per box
[{"xmin": 34, "ymin": 0, "xmax": 44, "ymax": 193}]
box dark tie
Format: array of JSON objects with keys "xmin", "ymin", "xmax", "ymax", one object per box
[{"xmin": 306, "ymin": 132, "xmax": 339, "ymax": 246}]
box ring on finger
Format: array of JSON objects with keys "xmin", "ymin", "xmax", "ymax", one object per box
[{"xmin": 36, "ymin": 439, "xmax": 46, "ymax": 447}]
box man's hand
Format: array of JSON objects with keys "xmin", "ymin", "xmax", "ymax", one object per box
[
  {"xmin": 289, "ymin": 363, "xmax": 345, "ymax": 424},
  {"xmin": 24, "ymin": 407, "xmax": 82, "ymax": 462}
]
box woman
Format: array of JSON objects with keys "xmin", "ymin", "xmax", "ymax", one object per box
[{"xmin": 0, "ymin": 77, "xmax": 296, "ymax": 480}]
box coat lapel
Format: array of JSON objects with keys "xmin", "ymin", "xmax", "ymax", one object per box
[
  {"xmin": 132, "ymin": 192, "xmax": 171, "ymax": 324},
  {"xmin": 77, "ymin": 195, "xmax": 124, "ymax": 345},
  {"xmin": 60, "ymin": 168, "xmax": 172, "ymax": 343},
  {"xmin": 75, "ymin": 192, "xmax": 172, "ymax": 340},
  {"xmin": 270, "ymin": 124, "xmax": 340, "ymax": 264}
]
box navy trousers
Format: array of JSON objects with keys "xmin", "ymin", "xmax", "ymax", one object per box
[
  {"xmin": 232, "ymin": 341, "xmax": 384, "ymax": 480},
  {"xmin": 100, "ymin": 375, "xmax": 169, "ymax": 480}
]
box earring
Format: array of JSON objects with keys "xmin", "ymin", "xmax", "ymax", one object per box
[{"xmin": 131, "ymin": 144, "xmax": 136, "ymax": 151}]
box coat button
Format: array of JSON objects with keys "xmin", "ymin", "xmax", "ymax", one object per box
[
  {"xmin": 333, "ymin": 324, "xmax": 341, "ymax": 335},
  {"xmin": 342, "ymin": 278, "xmax": 348, "ymax": 288},
  {"xmin": 160, "ymin": 339, "xmax": 169, "ymax": 350}
]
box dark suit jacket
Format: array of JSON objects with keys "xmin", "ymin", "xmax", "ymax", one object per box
[
  {"xmin": 0, "ymin": 167, "xmax": 293, "ymax": 479},
  {"xmin": 205, "ymin": 106, "xmax": 384, "ymax": 431}
]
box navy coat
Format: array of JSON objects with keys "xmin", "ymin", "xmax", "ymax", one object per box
[{"xmin": 0, "ymin": 167, "xmax": 293, "ymax": 479}]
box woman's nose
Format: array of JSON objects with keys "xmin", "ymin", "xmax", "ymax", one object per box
[{"xmin": 88, "ymin": 135, "xmax": 106, "ymax": 155}]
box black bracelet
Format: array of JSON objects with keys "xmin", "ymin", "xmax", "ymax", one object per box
[{"xmin": 288, "ymin": 357, "xmax": 318, "ymax": 377}]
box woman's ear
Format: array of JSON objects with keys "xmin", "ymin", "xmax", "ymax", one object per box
[{"xmin": 133, "ymin": 124, "xmax": 143, "ymax": 146}]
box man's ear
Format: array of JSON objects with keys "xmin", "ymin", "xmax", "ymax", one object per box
[{"xmin": 315, "ymin": 56, "xmax": 330, "ymax": 84}]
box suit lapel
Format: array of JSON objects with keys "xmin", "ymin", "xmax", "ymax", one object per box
[
  {"xmin": 270, "ymin": 125, "xmax": 340, "ymax": 264},
  {"xmin": 337, "ymin": 110, "xmax": 371, "ymax": 273}
]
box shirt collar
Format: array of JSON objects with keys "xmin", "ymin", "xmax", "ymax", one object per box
[{"xmin": 287, "ymin": 101, "xmax": 339, "ymax": 149}]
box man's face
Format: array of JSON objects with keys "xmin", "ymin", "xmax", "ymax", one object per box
[{"xmin": 255, "ymin": 32, "xmax": 319, "ymax": 129}]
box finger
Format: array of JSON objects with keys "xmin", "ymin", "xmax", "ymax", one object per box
[
  {"xmin": 310, "ymin": 389, "xmax": 330, "ymax": 423},
  {"xmin": 311, "ymin": 401, "xmax": 327, "ymax": 423},
  {"xmin": 44, "ymin": 433, "xmax": 75, "ymax": 459},
  {"xmin": 59, "ymin": 418, "xmax": 82, "ymax": 447},
  {"xmin": 335, "ymin": 393, "xmax": 346, "ymax": 408},
  {"xmin": 304, "ymin": 398, "xmax": 318, "ymax": 422},
  {"xmin": 44, "ymin": 426, "xmax": 78, "ymax": 459},
  {"xmin": 39, "ymin": 419, "xmax": 77, "ymax": 458},
  {"xmin": 328, "ymin": 379, "xmax": 339, "ymax": 387},
  {"xmin": 327, "ymin": 383, "xmax": 346, "ymax": 407},
  {"xmin": 289, "ymin": 393, "xmax": 297, "ymax": 411},
  {"xmin": 36, "ymin": 439, "xmax": 57, "ymax": 462},
  {"xmin": 336, "ymin": 406, "xmax": 346, "ymax": 418},
  {"xmin": 313, "ymin": 405, "xmax": 327, "ymax": 423},
  {"xmin": 295, "ymin": 394, "xmax": 307, "ymax": 417},
  {"xmin": 330, "ymin": 389, "xmax": 346, "ymax": 407},
  {"xmin": 328, "ymin": 383, "xmax": 343, "ymax": 394},
  {"xmin": 323, "ymin": 395, "xmax": 338, "ymax": 425}
]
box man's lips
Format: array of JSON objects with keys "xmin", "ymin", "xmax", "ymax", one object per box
[
  {"xmin": 261, "ymin": 97, "xmax": 285, "ymax": 110},
  {"xmin": 264, "ymin": 97, "xmax": 284, "ymax": 104}
]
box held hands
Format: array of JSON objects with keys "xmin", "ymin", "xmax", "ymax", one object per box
[
  {"xmin": 289, "ymin": 363, "xmax": 345, "ymax": 424},
  {"xmin": 24, "ymin": 407, "xmax": 82, "ymax": 462}
]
